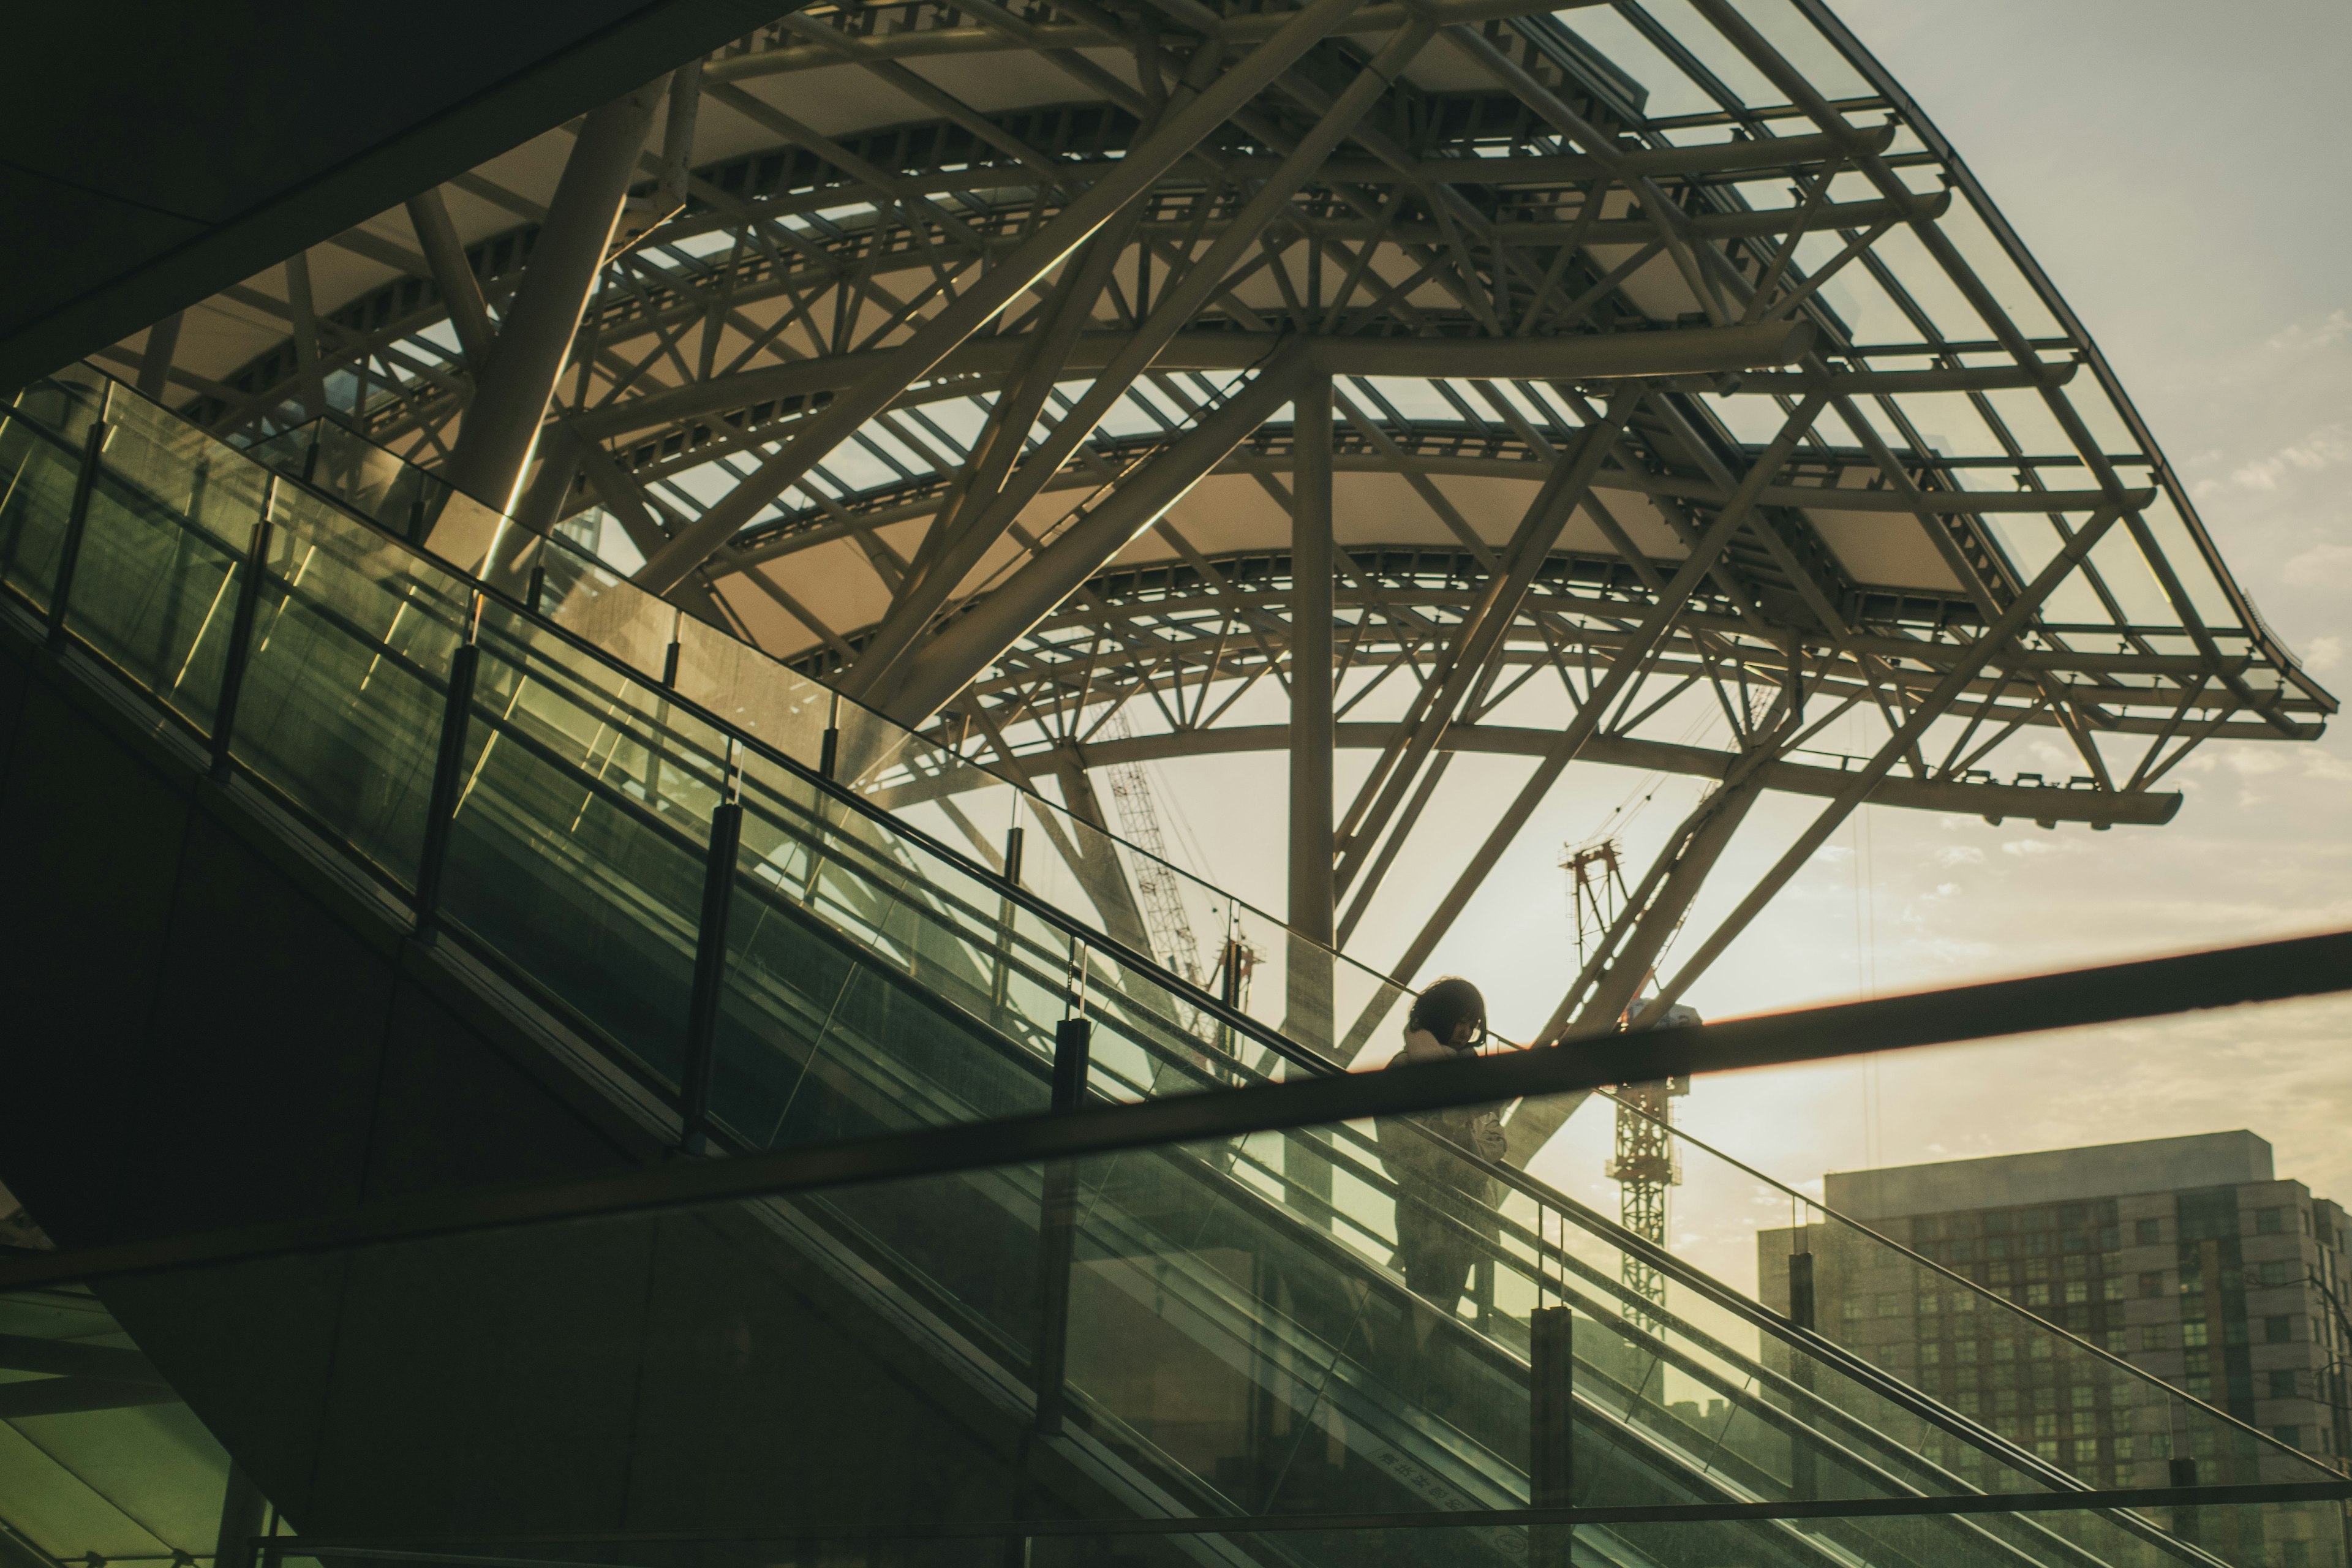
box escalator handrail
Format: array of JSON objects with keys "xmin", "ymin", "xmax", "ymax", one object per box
[
  {"xmin": 4, "ymin": 395, "xmax": 2233, "ymax": 1568},
  {"xmin": 1, "ymin": 396, "xmax": 1351, "ymax": 1093},
  {"xmin": 1038, "ymin": 1007, "xmax": 2206, "ymax": 1564}
]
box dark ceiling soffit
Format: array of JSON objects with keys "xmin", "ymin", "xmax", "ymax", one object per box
[
  {"xmin": 0, "ymin": 0, "xmax": 799, "ymax": 393},
  {"xmin": 0, "ymin": 926, "xmax": 2345, "ymax": 1297}
]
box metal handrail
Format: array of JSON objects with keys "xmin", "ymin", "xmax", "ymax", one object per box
[{"xmin": 1, "ymin": 388, "xmax": 1344, "ymax": 1086}]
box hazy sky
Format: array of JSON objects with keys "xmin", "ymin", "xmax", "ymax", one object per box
[
  {"xmin": 1665, "ymin": 0, "xmax": 2352, "ymax": 1221},
  {"xmin": 1144, "ymin": 0, "xmax": 2352, "ymax": 1280}
]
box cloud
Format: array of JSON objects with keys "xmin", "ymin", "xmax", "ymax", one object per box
[
  {"xmin": 2301, "ymin": 748, "xmax": 2352, "ymax": 784},
  {"xmin": 2230, "ymin": 423, "xmax": 2352, "ymax": 492},
  {"xmin": 2265, "ymin": 308, "xmax": 2352, "ymax": 353},
  {"xmin": 2285, "ymin": 542, "xmax": 2352, "ymax": 585},
  {"xmin": 2309, "ymin": 635, "xmax": 2344, "ymax": 674},
  {"xmin": 1935, "ymin": 846, "xmax": 1986, "ymax": 867}
]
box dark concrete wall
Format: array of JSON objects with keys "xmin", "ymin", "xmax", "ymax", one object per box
[
  {"xmin": 0, "ymin": 629, "xmax": 1068, "ymax": 1541},
  {"xmin": 0, "ymin": 654, "xmax": 639, "ymax": 1244},
  {"xmin": 2, "ymin": 0, "xmax": 802, "ymax": 389}
]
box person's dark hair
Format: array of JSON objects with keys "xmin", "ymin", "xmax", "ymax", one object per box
[{"xmin": 1408, "ymin": 976, "xmax": 1486, "ymax": 1044}]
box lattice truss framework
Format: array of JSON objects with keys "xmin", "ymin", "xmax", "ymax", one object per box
[{"xmin": 134, "ymin": 0, "xmax": 2334, "ymax": 1053}]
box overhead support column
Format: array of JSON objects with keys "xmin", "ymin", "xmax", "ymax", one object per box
[
  {"xmin": 210, "ymin": 1464, "xmax": 266, "ymax": 1568},
  {"xmin": 437, "ymin": 78, "xmax": 663, "ymax": 523},
  {"xmin": 510, "ymin": 420, "xmax": 588, "ymax": 537},
  {"xmin": 1567, "ymin": 778, "xmax": 1763, "ymax": 1037},
  {"xmin": 134, "ymin": 312, "xmax": 181, "ymax": 401},
  {"xmin": 404, "ymin": 186, "xmax": 497, "ymax": 369},
  {"xmin": 878, "ymin": 350, "xmax": 1311, "ymax": 729},
  {"xmin": 656, "ymin": 61, "xmax": 703, "ymax": 212},
  {"xmin": 1286, "ymin": 372, "xmax": 1338, "ymax": 1216},
  {"xmin": 282, "ymin": 250, "xmax": 327, "ymax": 420},
  {"xmin": 1289, "ymin": 374, "xmax": 1337, "ymax": 951},
  {"xmin": 1049, "ymin": 750, "xmax": 1155, "ymax": 958},
  {"xmin": 630, "ymin": 0, "xmax": 1371, "ymax": 595}
]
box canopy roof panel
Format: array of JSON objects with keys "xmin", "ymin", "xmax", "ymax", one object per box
[{"xmin": 105, "ymin": 0, "xmax": 2333, "ymax": 1023}]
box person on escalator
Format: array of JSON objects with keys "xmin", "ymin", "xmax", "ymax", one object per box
[{"xmin": 1376, "ymin": 976, "xmax": 1507, "ymax": 1325}]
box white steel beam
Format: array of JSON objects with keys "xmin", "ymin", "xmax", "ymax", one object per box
[
  {"xmin": 1290, "ymin": 374, "xmax": 1337, "ymax": 946},
  {"xmin": 439, "ymin": 80, "xmax": 663, "ymax": 519},
  {"xmin": 880, "ymin": 350, "xmax": 1311, "ymax": 727}
]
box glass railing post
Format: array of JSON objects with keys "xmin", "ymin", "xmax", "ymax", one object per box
[
  {"xmin": 1033, "ymin": 941, "xmax": 1093, "ymax": 1436},
  {"xmin": 989, "ymin": 824, "xmax": 1023, "ymax": 1019},
  {"xmin": 1789, "ymin": 1234, "xmax": 1820, "ymax": 1499},
  {"xmin": 678, "ymin": 742, "xmax": 744, "ymax": 1155},
  {"xmin": 206, "ymin": 482, "xmax": 278, "ymax": 779},
  {"xmin": 1216, "ymin": 931, "xmax": 1246, "ymax": 1083},
  {"xmin": 1531, "ymin": 1300, "xmax": 1575, "ymax": 1568},
  {"xmin": 413, "ymin": 593, "xmax": 483, "ymax": 943},
  {"xmin": 42, "ymin": 397, "xmax": 111, "ymax": 649},
  {"xmin": 209, "ymin": 1461, "xmax": 265, "ymax": 1568},
  {"xmin": 2171, "ymin": 1454, "xmax": 2201, "ymax": 1543}
]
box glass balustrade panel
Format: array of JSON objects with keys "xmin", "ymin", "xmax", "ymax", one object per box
[
  {"xmin": 0, "ymin": 415, "xmax": 86, "ymax": 614},
  {"xmin": 207, "ymin": 407, "xmax": 1416, "ymax": 1075},
  {"xmin": 226, "ymin": 488, "xmax": 461, "ymax": 889},
  {"xmin": 61, "ymin": 405, "xmax": 267, "ymax": 734},
  {"xmin": 435, "ymin": 600, "xmax": 734, "ymax": 1087}
]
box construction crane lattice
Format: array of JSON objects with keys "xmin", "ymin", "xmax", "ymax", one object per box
[
  {"xmin": 1101, "ymin": 710, "xmax": 1205, "ymax": 987},
  {"xmin": 1567, "ymin": 837, "xmax": 1684, "ymax": 1317}
]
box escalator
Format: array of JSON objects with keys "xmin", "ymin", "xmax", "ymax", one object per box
[{"xmin": 0, "ymin": 370, "xmax": 2275, "ymax": 1568}]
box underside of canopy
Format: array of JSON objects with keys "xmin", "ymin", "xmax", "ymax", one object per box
[{"xmin": 107, "ymin": 0, "xmax": 2334, "ymax": 1104}]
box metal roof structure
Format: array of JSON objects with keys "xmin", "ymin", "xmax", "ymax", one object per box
[{"xmin": 107, "ymin": 0, "xmax": 2333, "ymax": 1140}]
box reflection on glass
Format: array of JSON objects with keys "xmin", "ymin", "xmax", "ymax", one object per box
[{"xmin": 230, "ymin": 412, "xmax": 1417, "ymax": 1077}]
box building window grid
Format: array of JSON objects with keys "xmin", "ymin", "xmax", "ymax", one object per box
[{"xmin": 1804, "ymin": 1186, "xmax": 2352, "ymax": 1531}]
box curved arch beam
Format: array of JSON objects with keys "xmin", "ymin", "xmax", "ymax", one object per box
[{"xmin": 870, "ymin": 718, "xmax": 2181, "ymax": 828}]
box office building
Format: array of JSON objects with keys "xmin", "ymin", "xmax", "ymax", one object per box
[{"xmin": 1765, "ymin": 1133, "xmax": 2351, "ymax": 1560}]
